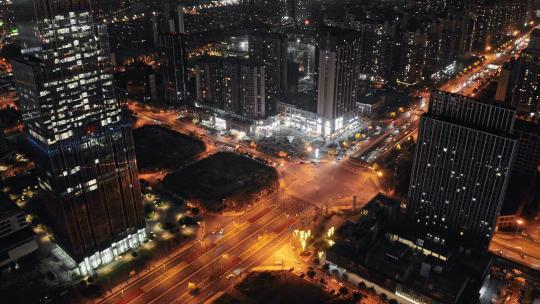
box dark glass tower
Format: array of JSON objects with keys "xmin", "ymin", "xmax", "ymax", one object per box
[
  {"xmin": 160, "ymin": 32, "xmax": 189, "ymax": 104},
  {"xmin": 12, "ymin": 0, "xmax": 146, "ymax": 274},
  {"xmin": 407, "ymin": 91, "xmax": 517, "ymax": 250}
]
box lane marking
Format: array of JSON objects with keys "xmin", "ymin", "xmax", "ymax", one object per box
[{"xmin": 142, "ymin": 203, "xmax": 304, "ymax": 304}]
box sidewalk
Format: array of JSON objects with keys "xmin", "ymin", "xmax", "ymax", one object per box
[{"xmin": 95, "ymin": 240, "xmax": 196, "ymax": 304}]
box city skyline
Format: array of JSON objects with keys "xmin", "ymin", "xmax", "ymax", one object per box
[{"xmin": 0, "ymin": 0, "xmax": 539, "ymax": 303}]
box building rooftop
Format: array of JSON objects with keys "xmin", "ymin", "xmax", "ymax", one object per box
[
  {"xmin": 326, "ymin": 193, "xmax": 489, "ymax": 304},
  {"xmin": 527, "ymin": 28, "xmax": 540, "ymax": 50},
  {"xmin": 0, "ymin": 193, "xmax": 21, "ymax": 219},
  {"xmin": 514, "ymin": 118, "xmax": 540, "ymax": 135},
  {"xmin": 0, "ymin": 226, "xmax": 35, "ymax": 254}
]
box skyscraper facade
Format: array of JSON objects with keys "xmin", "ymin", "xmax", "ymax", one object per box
[
  {"xmin": 12, "ymin": 0, "xmax": 146, "ymax": 274},
  {"xmin": 195, "ymin": 57, "xmax": 241, "ymax": 113},
  {"xmin": 249, "ymin": 32, "xmax": 287, "ymax": 111},
  {"xmin": 513, "ymin": 119, "xmax": 540, "ymax": 178},
  {"xmin": 294, "ymin": 0, "xmax": 308, "ymax": 23},
  {"xmin": 397, "ymin": 30, "xmax": 426, "ymax": 86},
  {"xmin": 407, "ymin": 91, "xmax": 517, "ymax": 250},
  {"xmin": 195, "ymin": 57, "xmax": 266, "ymax": 119},
  {"xmin": 160, "ymin": 32, "xmax": 189, "ymax": 104},
  {"xmin": 0, "ymin": 123, "xmax": 10, "ymax": 161},
  {"xmin": 238, "ymin": 62, "xmax": 266, "ymax": 118},
  {"xmin": 512, "ymin": 29, "xmax": 540, "ymax": 118},
  {"xmin": 316, "ymin": 29, "xmax": 362, "ymax": 136},
  {"xmin": 467, "ymin": 0, "xmax": 527, "ymax": 52}
]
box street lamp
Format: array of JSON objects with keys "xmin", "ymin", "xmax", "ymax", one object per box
[
  {"xmin": 515, "ymin": 219, "xmax": 525, "ymax": 238},
  {"xmin": 293, "ymin": 229, "xmax": 311, "ymax": 252}
]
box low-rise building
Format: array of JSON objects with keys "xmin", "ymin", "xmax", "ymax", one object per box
[
  {"xmin": 0, "ymin": 194, "xmax": 38, "ymax": 267},
  {"xmin": 357, "ymin": 91, "xmax": 409, "ymax": 118},
  {"xmin": 325, "ymin": 193, "xmax": 491, "ymax": 304}
]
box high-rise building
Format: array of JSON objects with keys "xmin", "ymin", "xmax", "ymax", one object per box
[
  {"xmin": 284, "ymin": 0, "xmax": 296, "ymax": 21},
  {"xmin": 0, "ymin": 0, "xmax": 15, "ymax": 33},
  {"xmin": 249, "ymin": 32, "xmax": 287, "ymax": 111},
  {"xmin": 422, "ymin": 15, "xmax": 474, "ymax": 75},
  {"xmin": 12, "ymin": 0, "xmax": 146, "ymax": 274},
  {"xmin": 469, "ymin": 0, "xmax": 527, "ymax": 52},
  {"xmin": 0, "ymin": 118, "xmax": 10, "ymax": 161},
  {"xmin": 316, "ymin": 29, "xmax": 362, "ymax": 136},
  {"xmin": 512, "ymin": 29, "xmax": 540, "ymax": 118},
  {"xmin": 160, "ymin": 32, "xmax": 189, "ymax": 105},
  {"xmin": 407, "ymin": 91, "xmax": 517, "ymax": 250},
  {"xmin": 353, "ymin": 20, "xmax": 398, "ymax": 83},
  {"xmin": 286, "ymin": 33, "xmax": 316, "ymax": 82},
  {"xmin": 150, "ymin": 1, "xmax": 185, "ymax": 47},
  {"xmin": 195, "ymin": 57, "xmax": 266, "ymax": 119},
  {"xmin": 195, "ymin": 57, "xmax": 227, "ymax": 110},
  {"xmin": 0, "ymin": 131, "xmax": 9, "ymax": 161},
  {"xmin": 397, "ymin": 30, "xmax": 426, "ymax": 86},
  {"xmin": 156, "ymin": 1, "xmax": 185, "ymax": 34},
  {"xmin": 294, "ymin": 0, "xmax": 309, "ymax": 23},
  {"xmin": 411, "ymin": 0, "xmax": 467, "ymax": 12},
  {"xmin": 512, "ymin": 119, "xmax": 540, "ymax": 177},
  {"xmin": 496, "ymin": 64, "xmax": 513, "ymax": 104},
  {"xmin": 238, "ymin": 62, "xmax": 266, "ymax": 118}
]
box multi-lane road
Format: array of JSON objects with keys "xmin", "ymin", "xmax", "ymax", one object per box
[
  {"xmin": 441, "ymin": 29, "xmax": 532, "ymax": 97},
  {"xmin": 352, "ymin": 108, "xmax": 421, "ymax": 166},
  {"xmin": 490, "ymin": 233, "xmax": 540, "ymax": 271},
  {"xmin": 99, "ymin": 193, "xmax": 315, "ymax": 304}
]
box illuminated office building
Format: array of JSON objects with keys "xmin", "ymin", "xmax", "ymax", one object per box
[
  {"xmin": 12, "ymin": 0, "xmax": 146, "ymax": 274},
  {"xmin": 407, "ymin": 91, "xmax": 517, "ymax": 250}
]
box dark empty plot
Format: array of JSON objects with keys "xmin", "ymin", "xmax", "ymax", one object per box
[
  {"xmin": 133, "ymin": 125, "xmax": 205, "ymax": 171},
  {"xmin": 235, "ymin": 271, "xmax": 341, "ymax": 304},
  {"xmin": 163, "ymin": 152, "xmax": 278, "ymax": 211},
  {"xmin": 212, "ymin": 293, "xmax": 241, "ymax": 304}
]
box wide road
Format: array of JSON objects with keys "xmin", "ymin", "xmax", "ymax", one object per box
[
  {"xmin": 489, "ymin": 233, "xmax": 540, "ymax": 271},
  {"xmin": 353, "ymin": 108, "xmax": 421, "ymax": 165},
  {"xmin": 99, "ymin": 193, "xmax": 315, "ymax": 304},
  {"xmin": 441, "ymin": 29, "xmax": 532, "ymax": 96}
]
